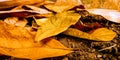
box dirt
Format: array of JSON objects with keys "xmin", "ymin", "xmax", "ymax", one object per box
[
  {"xmin": 0, "ymin": 11, "xmax": 120, "ymax": 60},
  {"xmin": 42, "ymin": 11, "xmax": 120, "ymax": 60},
  {"xmin": 41, "ymin": 23, "xmax": 120, "ymax": 60},
  {"xmin": 19, "ymin": 23, "xmax": 120, "ymax": 60}
]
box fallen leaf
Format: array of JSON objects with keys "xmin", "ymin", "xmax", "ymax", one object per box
[
  {"xmin": 25, "ymin": 5, "xmax": 51, "ymax": 14},
  {"xmin": 4, "ymin": 17, "xmax": 18, "ymax": 25},
  {"xmin": 62, "ymin": 28, "xmax": 94, "ymax": 40},
  {"xmin": 4, "ymin": 17, "xmax": 27, "ymax": 27},
  {"xmin": 35, "ymin": 18, "xmax": 48, "ymax": 26},
  {"xmin": 0, "ymin": 21, "xmax": 73, "ymax": 59},
  {"xmin": 87, "ymin": 9, "xmax": 120, "ymax": 23},
  {"xmin": 0, "ymin": 20, "xmax": 38, "ymax": 48},
  {"xmin": 44, "ymin": 0, "xmax": 82, "ymax": 12},
  {"xmin": 11, "ymin": 5, "xmax": 24, "ymax": 10},
  {"xmin": 90, "ymin": 28, "xmax": 117, "ymax": 41},
  {"xmin": 0, "ymin": 38, "xmax": 72, "ymax": 59},
  {"xmin": 35, "ymin": 11, "xmax": 80, "ymax": 42},
  {"xmin": 0, "ymin": 0, "xmax": 45, "ymax": 10},
  {"xmin": 63, "ymin": 28, "xmax": 116, "ymax": 41}
]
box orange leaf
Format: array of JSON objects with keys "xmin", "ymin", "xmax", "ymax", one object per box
[
  {"xmin": 0, "ymin": 21, "xmax": 72, "ymax": 59},
  {"xmin": 44, "ymin": 0, "xmax": 82, "ymax": 12}
]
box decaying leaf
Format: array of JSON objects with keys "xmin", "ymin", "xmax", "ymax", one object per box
[
  {"xmin": 87, "ymin": 9, "xmax": 120, "ymax": 23},
  {"xmin": 44, "ymin": 0, "xmax": 82, "ymax": 12},
  {"xmin": 0, "ymin": 21, "xmax": 72, "ymax": 59},
  {"xmin": 35, "ymin": 11, "xmax": 81, "ymax": 42},
  {"xmin": 63, "ymin": 28, "xmax": 116, "ymax": 41}
]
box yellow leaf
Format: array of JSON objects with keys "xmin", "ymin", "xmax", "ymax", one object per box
[
  {"xmin": 0, "ymin": 21, "xmax": 72, "ymax": 59},
  {"xmin": 90, "ymin": 28, "xmax": 116, "ymax": 41},
  {"xmin": 44, "ymin": 0, "xmax": 82, "ymax": 12},
  {"xmin": 35, "ymin": 11, "xmax": 80, "ymax": 42},
  {"xmin": 63, "ymin": 28, "xmax": 116, "ymax": 41},
  {"xmin": 62, "ymin": 28, "xmax": 94, "ymax": 40},
  {"xmin": 0, "ymin": 38, "xmax": 72, "ymax": 59},
  {"xmin": 0, "ymin": 21, "xmax": 37, "ymax": 48}
]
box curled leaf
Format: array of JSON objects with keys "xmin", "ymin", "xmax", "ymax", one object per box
[
  {"xmin": 87, "ymin": 9, "xmax": 120, "ymax": 23},
  {"xmin": 63, "ymin": 28, "xmax": 116, "ymax": 41},
  {"xmin": 35, "ymin": 11, "xmax": 80, "ymax": 42},
  {"xmin": 44, "ymin": 0, "xmax": 82, "ymax": 12}
]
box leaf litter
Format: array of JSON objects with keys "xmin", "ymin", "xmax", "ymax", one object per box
[{"xmin": 0, "ymin": 0, "xmax": 119, "ymax": 60}]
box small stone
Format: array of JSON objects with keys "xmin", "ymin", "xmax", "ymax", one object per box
[
  {"xmin": 91, "ymin": 49, "xmax": 96, "ymax": 52},
  {"xmin": 97, "ymin": 55, "xmax": 102, "ymax": 58}
]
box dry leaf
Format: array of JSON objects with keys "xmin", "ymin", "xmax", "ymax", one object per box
[
  {"xmin": 0, "ymin": 10, "xmax": 51, "ymax": 19},
  {"xmin": 4, "ymin": 17, "xmax": 27, "ymax": 27},
  {"xmin": 87, "ymin": 9, "xmax": 120, "ymax": 23},
  {"xmin": 25, "ymin": 5, "xmax": 51, "ymax": 14},
  {"xmin": 0, "ymin": 21, "xmax": 72, "ymax": 59},
  {"xmin": 62, "ymin": 28, "xmax": 94, "ymax": 40},
  {"xmin": 44, "ymin": 0, "xmax": 82, "ymax": 12},
  {"xmin": 90, "ymin": 28, "xmax": 117, "ymax": 41},
  {"xmin": 11, "ymin": 5, "xmax": 25, "ymax": 10},
  {"xmin": 35, "ymin": 18, "xmax": 48, "ymax": 26},
  {"xmin": 4, "ymin": 17, "xmax": 18, "ymax": 25},
  {"xmin": 35, "ymin": 11, "xmax": 80, "ymax": 42},
  {"xmin": 0, "ymin": 21, "xmax": 38, "ymax": 48},
  {"xmin": 0, "ymin": 38, "xmax": 72, "ymax": 59},
  {"xmin": 63, "ymin": 28, "xmax": 116, "ymax": 41},
  {"xmin": 0, "ymin": 0, "xmax": 45, "ymax": 10}
]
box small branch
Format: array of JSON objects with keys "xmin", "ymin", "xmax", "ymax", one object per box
[{"xmin": 98, "ymin": 44, "xmax": 117, "ymax": 51}]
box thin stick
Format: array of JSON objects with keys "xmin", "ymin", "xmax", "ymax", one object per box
[{"xmin": 98, "ymin": 44, "xmax": 117, "ymax": 51}]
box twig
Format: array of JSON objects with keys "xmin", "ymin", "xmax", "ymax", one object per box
[{"xmin": 98, "ymin": 44, "xmax": 117, "ymax": 51}]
